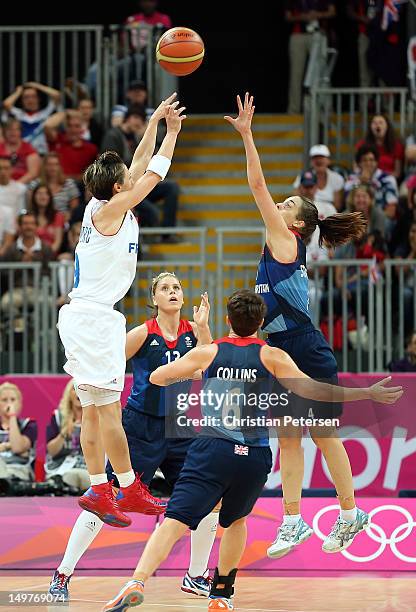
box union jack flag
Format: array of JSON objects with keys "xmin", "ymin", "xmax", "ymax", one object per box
[
  {"xmin": 381, "ymin": 0, "xmax": 407, "ymax": 31},
  {"xmin": 234, "ymin": 444, "xmax": 249, "ymax": 456}
]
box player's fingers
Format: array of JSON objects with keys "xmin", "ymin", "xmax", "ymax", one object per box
[
  {"xmin": 248, "ymin": 95, "xmax": 254, "ymax": 110},
  {"xmin": 164, "ymin": 92, "xmax": 177, "ymax": 104},
  {"xmin": 193, "ymin": 305, "xmax": 197, "ymax": 314},
  {"xmin": 224, "ymin": 116, "xmax": 235, "ymax": 124},
  {"xmin": 237, "ymin": 95, "xmax": 243, "ymax": 112},
  {"xmin": 179, "ymin": 115, "xmax": 187, "ymax": 121},
  {"xmin": 378, "ymin": 376, "xmax": 392, "ymax": 386},
  {"xmin": 176, "ymin": 106, "xmax": 186, "ymax": 115}
]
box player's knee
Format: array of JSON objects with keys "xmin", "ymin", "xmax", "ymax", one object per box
[
  {"xmin": 278, "ymin": 436, "xmax": 302, "ymax": 451},
  {"xmin": 310, "ymin": 433, "xmax": 338, "ymax": 450}
]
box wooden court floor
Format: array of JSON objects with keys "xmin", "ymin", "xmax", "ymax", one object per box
[{"xmin": 0, "ymin": 576, "xmax": 415, "ymax": 611}]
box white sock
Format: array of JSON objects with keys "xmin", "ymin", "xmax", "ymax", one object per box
[
  {"xmin": 188, "ymin": 512, "xmax": 218, "ymax": 577},
  {"xmin": 116, "ymin": 470, "xmax": 135, "ymax": 488},
  {"xmin": 57, "ymin": 511, "xmax": 104, "ymax": 576},
  {"xmin": 340, "ymin": 507, "xmax": 357, "ymax": 523},
  {"xmin": 90, "ymin": 473, "xmax": 108, "ymax": 486},
  {"xmin": 283, "ymin": 514, "xmax": 301, "ymax": 526}
]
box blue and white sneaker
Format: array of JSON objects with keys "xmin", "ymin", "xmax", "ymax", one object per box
[
  {"xmin": 322, "ymin": 508, "xmax": 370, "ymax": 553},
  {"xmin": 48, "ymin": 570, "xmax": 71, "ymax": 602},
  {"xmin": 267, "ymin": 518, "xmax": 314, "ymax": 559},
  {"xmin": 181, "ymin": 570, "xmax": 212, "ymax": 597}
]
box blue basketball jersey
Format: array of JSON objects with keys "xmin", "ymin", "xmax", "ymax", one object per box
[
  {"xmin": 202, "ymin": 337, "xmax": 273, "ymax": 447},
  {"xmin": 127, "ymin": 319, "xmax": 197, "ymax": 417},
  {"xmin": 255, "ymin": 233, "xmax": 312, "ymax": 333}
]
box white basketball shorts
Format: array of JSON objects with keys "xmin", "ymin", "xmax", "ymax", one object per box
[{"xmin": 58, "ymin": 300, "xmax": 126, "ymax": 393}]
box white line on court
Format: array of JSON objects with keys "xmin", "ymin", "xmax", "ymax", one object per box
[
  {"xmin": 67, "ymin": 598, "xmax": 307, "ymax": 612},
  {"xmin": 9, "ymin": 577, "xmax": 87, "ymax": 591}
]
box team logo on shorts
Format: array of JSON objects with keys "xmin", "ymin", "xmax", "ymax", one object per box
[{"xmin": 234, "ymin": 444, "xmax": 249, "ymax": 456}]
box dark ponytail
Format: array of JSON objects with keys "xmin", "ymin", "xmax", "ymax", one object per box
[
  {"xmin": 297, "ymin": 196, "xmax": 367, "ymax": 248},
  {"xmin": 318, "ymin": 212, "xmax": 367, "ymax": 248}
]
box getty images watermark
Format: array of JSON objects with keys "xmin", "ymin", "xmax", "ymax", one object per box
[{"xmin": 175, "ymin": 388, "xmax": 340, "ymax": 430}]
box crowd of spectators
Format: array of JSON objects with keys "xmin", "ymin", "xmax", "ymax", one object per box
[{"xmin": 296, "ymin": 109, "xmax": 415, "ymax": 343}]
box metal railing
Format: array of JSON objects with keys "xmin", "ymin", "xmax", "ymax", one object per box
[
  {"xmin": 1, "ymin": 245, "xmax": 414, "ymax": 375},
  {"xmin": 0, "ymin": 25, "xmax": 104, "ymax": 115},
  {"xmin": 304, "ymin": 87, "xmax": 408, "ymax": 167},
  {"xmin": 0, "ymin": 23, "xmax": 175, "ymax": 122}
]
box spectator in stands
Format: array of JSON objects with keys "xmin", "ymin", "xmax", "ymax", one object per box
[
  {"xmin": 285, "ymin": 1, "xmax": 336, "ymax": 114},
  {"xmin": 389, "ymin": 183, "xmax": 416, "ymax": 256},
  {"xmin": 45, "ymin": 380, "xmax": 88, "ymax": 491},
  {"xmin": 346, "ymin": 184, "xmax": 386, "ymax": 237},
  {"xmin": 0, "ymin": 382, "xmax": 37, "ymax": 486},
  {"xmin": 346, "ymin": 1, "xmax": 376, "ymax": 88},
  {"xmin": 29, "ymin": 185, "xmax": 65, "ymax": 254},
  {"xmin": 388, "ymin": 331, "xmax": 416, "ymax": 372},
  {"xmin": 57, "ymin": 221, "xmax": 81, "ymax": 306},
  {"xmin": 101, "ymin": 105, "xmax": 147, "ymax": 165},
  {"xmin": 27, "ymin": 153, "xmax": 80, "ymax": 221},
  {"xmin": 393, "ymin": 221, "xmax": 416, "ymax": 335},
  {"xmin": 111, "ymin": 105, "xmax": 128, "ymax": 128},
  {"xmin": 0, "ymin": 212, "xmax": 54, "ymax": 322},
  {"xmin": 356, "ymin": 115, "xmax": 404, "ymax": 180},
  {"xmin": 44, "ymin": 111, "xmax": 98, "ymax": 182},
  {"xmin": 126, "ymin": 0, "xmax": 172, "ymax": 52},
  {"xmin": 0, "ymin": 119, "xmax": 41, "ymax": 184},
  {"xmin": 0, "ymin": 200, "xmax": 15, "ymax": 258},
  {"xmin": 2, "ymin": 82, "xmax": 61, "ymax": 155},
  {"xmin": 294, "ymin": 144, "xmax": 344, "ymax": 210},
  {"xmin": 297, "ymin": 169, "xmax": 334, "ymax": 317},
  {"xmin": 101, "ymin": 105, "xmax": 180, "ymax": 239},
  {"xmin": 344, "ymin": 144, "xmax": 398, "ymax": 219},
  {"xmin": 0, "ymin": 156, "xmax": 26, "ymax": 217},
  {"xmin": 78, "ymin": 98, "xmax": 104, "ymax": 148}
]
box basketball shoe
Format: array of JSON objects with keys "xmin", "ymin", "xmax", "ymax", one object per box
[
  {"xmin": 48, "ymin": 570, "xmax": 71, "ymax": 602},
  {"xmin": 79, "ymin": 482, "xmax": 131, "ymax": 528},
  {"xmin": 181, "ymin": 570, "xmax": 212, "ymax": 596},
  {"xmin": 102, "ymin": 580, "xmax": 144, "ymax": 611},
  {"xmin": 116, "ymin": 474, "xmax": 167, "ymax": 515},
  {"xmin": 267, "ymin": 517, "xmax": 313, "ymax": 558},
  {"xmin": 208, "ymin": 597, "xmax": 234, "ymax": 610},
  {"xmin": 322, "ymin": 508, "xmax": 369, "ymax": 553}
]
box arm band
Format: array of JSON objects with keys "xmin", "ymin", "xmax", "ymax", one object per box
[{"xmin": 146, "ymin": 155, "xmax": 171, "ymax": 180}]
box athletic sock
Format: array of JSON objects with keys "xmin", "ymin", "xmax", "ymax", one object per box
[
  {"xmin": 57, "ymin": 511, "xmax": 104, "ymax": 576},
  {"xmin": 116, "ymin": 470, "xmax": 135, "ymax": 488},
  {"xmin": 283, "ymin": 513, "xmax": 301, "ymax": 526},
  {"xmin": 188, "ymin": 512, "xmax": 218, "ymax": 577},
  {"xmin": 90, "ymin": 473, "xmax": 108, "ymax": 486},
  {"xmin": 340, "ymin": 507, "xmax": 357, "ymax": 522}
]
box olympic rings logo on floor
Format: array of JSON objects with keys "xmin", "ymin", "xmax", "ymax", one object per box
[{"xmin": 312, "ymin": 504, "xmax": 416, "ymax": 563}]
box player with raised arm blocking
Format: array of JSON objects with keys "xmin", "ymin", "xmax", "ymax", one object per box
[
  {"xmin": 103, "ymin": 290, "xmax": 402, "ymax": 612},
  {"xmin": 58, "ymin": 95, "xmax": 186, "ymax": 529}
]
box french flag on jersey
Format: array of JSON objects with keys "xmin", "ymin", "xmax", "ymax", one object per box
[{"xmin": 381, "ymin": 0, "xmax": 406, "ymax": 31}]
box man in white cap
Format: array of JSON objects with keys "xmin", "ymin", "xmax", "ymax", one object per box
[{"xmin": 294, "ymin": 144, "xmax": 345, "ymax": 211}]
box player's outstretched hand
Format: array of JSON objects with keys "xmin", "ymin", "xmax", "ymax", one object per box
[
  {"xmin": 193, "ymin": 292, "xmax": 210, "ymax": 327},
  {"xmin": 151, "ymin": 92, "xmax": 178, "ymax": 122},
  {"xmin": 224, "ymin": 92, "xmax": 255, "ymax": 135},
  {"xmin": 165, "ymin": 104, "xmax": 186, "ymax": 134},
  {"xmin": 368, "ymin": 376, "xmax": 403, "ymax": 404}
]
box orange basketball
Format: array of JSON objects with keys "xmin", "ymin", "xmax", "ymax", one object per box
[{"xmin": 156, "ymin": 27, "xmax": 205, "ymax": 76}]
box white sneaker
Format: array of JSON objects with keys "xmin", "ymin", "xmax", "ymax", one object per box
[
  {"xmin": 322, "ymin": 508, "xmax": 370, "ymax": 553},
  {"xmin": 267, "ymin": 517, "xmax": 314, "ymax": 559}
]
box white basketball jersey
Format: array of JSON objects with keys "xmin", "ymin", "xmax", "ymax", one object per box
[{"xmin": 69, "ymin": 198, "xmax": 139, "ymax": 306}]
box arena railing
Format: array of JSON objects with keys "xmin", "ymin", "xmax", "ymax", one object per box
[
  {"xmin": 0, "ymin": 25, "xmax": 104, "ymax": 115},
  {"xmin": 0, "ymin": 251, "xmax": 413, "ymax": 375},
  {"xmin": 303, "ymin": 87, "xmax": 409, "ymax": 167},
  {"xmin": 0, "ymin": 262, "xmax": 42, "ymax": 375}
]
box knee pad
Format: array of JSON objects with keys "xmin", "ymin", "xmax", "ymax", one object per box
[{"xmin": 210, "ymin": 568, "xmax": 238, "ymax": 599}]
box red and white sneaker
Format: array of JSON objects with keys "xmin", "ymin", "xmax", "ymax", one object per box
[
  {"xmin": 102, "ymin": 579, "xmax": 144, "ymax": 611},
  {"xmin": 116, "ymin": 474, "xmax": 167, "ymax": 515},
  {"xmin": 79, "ymin": 482, "xmax": 131, "ymax": 528},
  {"xmin": 208, "ymin": 598, "xmax": 234, "ymax": 610}
]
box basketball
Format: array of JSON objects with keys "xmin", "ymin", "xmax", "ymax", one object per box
[{"xmin": 156, "ymin": 27, "xmax": 205, "ymax": 76}]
